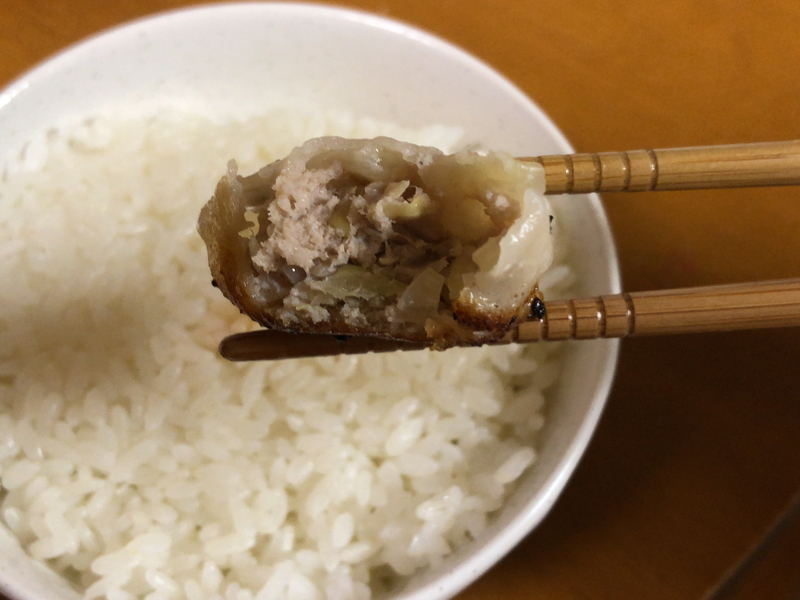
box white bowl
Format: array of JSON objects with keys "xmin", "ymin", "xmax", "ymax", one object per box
[{"xmin": 0, "ymin": 3, "xmax": 620, "ymax": 600}]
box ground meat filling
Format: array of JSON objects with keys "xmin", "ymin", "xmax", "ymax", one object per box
[{"xmin": 198, "ymin": 136, "xmax": 554, "ymax": 347}]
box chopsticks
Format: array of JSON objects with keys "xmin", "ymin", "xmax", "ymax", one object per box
[
  {"xmin": 530, "ymin": 139, "xmax": 800, "ymax": 194},
  {"xmin": 217, "ymin": 140, "xmax": 800, "ymax": 361},
  {"xmin": 219, "ymin": 279, "xmax": 800, "ymax": 361}
]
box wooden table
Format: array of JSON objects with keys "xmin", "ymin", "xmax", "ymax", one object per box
[{"xmin": 2, "ymin": 1, "xmax": 799, "ymax": 598}]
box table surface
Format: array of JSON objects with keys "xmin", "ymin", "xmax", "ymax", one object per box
[{"xmin": 2, "ymin": 1, "xmax": 800, "ymax": 598}]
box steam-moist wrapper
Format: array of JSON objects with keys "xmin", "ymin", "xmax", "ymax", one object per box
[{"xmin": 198, "ymin": 136, "xmax": 553, "ymax": 347}]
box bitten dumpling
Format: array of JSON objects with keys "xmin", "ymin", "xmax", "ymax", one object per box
[{"xmin": 197, "ymin": 136, "xmax": 553, "ymax": 348}]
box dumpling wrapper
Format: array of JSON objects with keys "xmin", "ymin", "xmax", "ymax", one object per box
[{"xmin": 197, "ymin": 136, "xmax": 553, "ymax": 348}]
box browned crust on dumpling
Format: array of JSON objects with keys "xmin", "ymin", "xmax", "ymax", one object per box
[{"xmin": 198, "ymin": 178, "xmax": 261, "ymax": 323}]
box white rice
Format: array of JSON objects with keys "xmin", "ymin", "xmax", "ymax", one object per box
[{"xmin": 0, "ymin": 108, "xmax": 574, "ymax": 600}]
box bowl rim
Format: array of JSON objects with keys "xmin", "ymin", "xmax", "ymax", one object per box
[{"xmin": 0, "ymin": 4, "xmax": 621, "ymax": 600}]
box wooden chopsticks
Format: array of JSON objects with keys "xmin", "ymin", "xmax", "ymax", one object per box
[
  {"xmin": 513, "ymin": 279, "xmax": 800, "ymax": 341},
  {"xmin": 217, "ymin": 140, "xmax": 800, "ymax": 361},
  {"xmin": 530, "ymin": 140, "xmax": 800, "ymax": 194},
  {"xmin": 219, "ymin": 279, "xmax": 800, "ymax": 361}
]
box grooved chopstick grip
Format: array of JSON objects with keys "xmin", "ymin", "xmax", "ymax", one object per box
[
  {"xmin": 219, "ymin": 279, "xmax": 800, "ymax": 360},
  {"xmin": 524, "ymin": 140, "xmax": 800, "ymax": 194},
  {"xmin": 512, "ymin": 279, "xmax": 800, "ymax": 342}
]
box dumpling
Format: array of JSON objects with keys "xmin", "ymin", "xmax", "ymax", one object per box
[{"xmin": 197, "ymin": 136, "xmax": 553, "ymax": 348}]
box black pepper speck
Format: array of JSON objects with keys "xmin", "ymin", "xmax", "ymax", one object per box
[{"xmin": 530, "ymin": 297, "xmax": 546, "ymax": 319}]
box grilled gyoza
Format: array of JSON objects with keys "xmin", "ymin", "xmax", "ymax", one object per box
[{"xmin": 197, "ymin": 136, "xmax": 553, "ymax": 348}]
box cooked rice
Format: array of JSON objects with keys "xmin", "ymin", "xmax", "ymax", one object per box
[{"xmin": 0, "ymin": 108, "xmax": 573, "ymax": 600}]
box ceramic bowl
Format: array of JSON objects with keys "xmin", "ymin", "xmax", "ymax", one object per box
[{"xmin": 0, "ymin": 4, "xmax": 620, "ymax": 599}]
